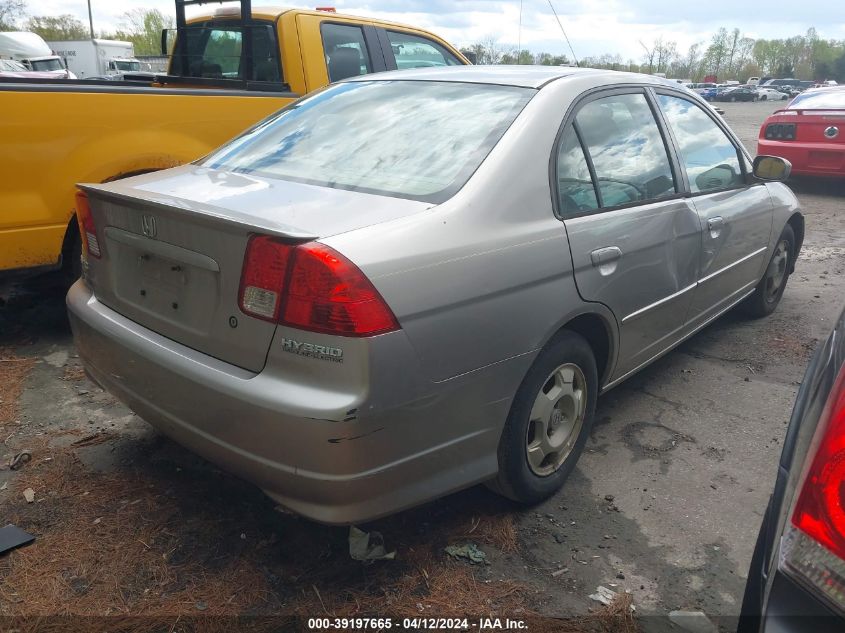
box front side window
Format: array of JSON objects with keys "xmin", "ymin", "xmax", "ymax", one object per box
[
  {"xmin": 575, "ymin": 93, "xmax": 676, "ymax": 207},
  {"xmin": 658, "ymin": 94, "xmax": 744, "ymax": 193},
  {"xmin": 202, "ymin": 80, "xmax": 533, "ymax": 203},
  {"xmin": 555, "ymin": 125, "xmax": 599, "ymax": 216},
  {"xmin": 321, "ymin": 23, "xmax": 372, "ymax": 82},
  {"xmin": 386, "ymin": 31, "xmax": 462, "ymax": 69}
]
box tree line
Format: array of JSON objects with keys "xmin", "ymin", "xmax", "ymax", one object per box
[
  {"xmin": 3, "ymin": 0, "xmax": 844, "ymax": 82},
  {"xmin": 469, "ymin": 26, "xmax": 845, "ymax": 82},
  {"xmin": 0, "ymin": 1, "xmax": 172, "ymax": 56}
]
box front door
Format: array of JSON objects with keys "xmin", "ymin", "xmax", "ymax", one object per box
[
  {"xmin": 554, "ymin": 90, "xmax": 701, "ymax": 381},
  {"xmin": 654, "ymin": 92, "xmax": 774, "ymax": 325}
]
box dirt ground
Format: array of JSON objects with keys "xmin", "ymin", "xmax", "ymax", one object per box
[{"xmin": 1, "ymin": 100, "xmax": 843, "ymax": 632}]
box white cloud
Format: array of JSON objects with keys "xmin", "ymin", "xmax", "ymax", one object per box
[{"xmin": 19, "ymin": 0, "xmax": 845, "ymax": 60}]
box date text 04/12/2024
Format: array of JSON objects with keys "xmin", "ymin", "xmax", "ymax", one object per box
[{"xmin": 306, "ymin": 617, "xmax": 528, "ymax": 630}]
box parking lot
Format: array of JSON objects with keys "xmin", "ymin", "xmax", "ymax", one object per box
[{"xmin": 1, "ymin": 99, "xmax": 844, "ymax": 628}]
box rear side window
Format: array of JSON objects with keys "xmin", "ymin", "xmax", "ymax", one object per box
[
  {"xmin": 575, "ymin": 93, "xmax": 676, "ymax": 207},
  {"xmin": 322, "ymin": 23, "xmax": 372, "ymax": 83},
  {"xmin": 202, "ymin": 81, "xmax": 533, "ymax": 203},
  {"xmin": 171, "ymin": 22, "xmax": 282, "ymax": 82},
  {"xmin": 386, "ymin": 31, "xmax": 462, "ymax": 69},
  {"xmin": 657, "ymin": 94, "xmax": 744, "ymax": 193},
  {"xmin": 555, "ymin": 125, "xmax": 599, "ymax": 216}
]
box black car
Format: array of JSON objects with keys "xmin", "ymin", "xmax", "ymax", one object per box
[
  {"xmin": 715, "ymin": 87, "xmax": 758, "ymax": 102},
  {"xmin": 739, "ymin": 305, "xmax": 845, "ymax": 632}
]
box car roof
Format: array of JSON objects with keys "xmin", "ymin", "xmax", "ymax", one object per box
[{"xmin": 344, "ymin": 65, "xmax": 682, "ymax": 90}]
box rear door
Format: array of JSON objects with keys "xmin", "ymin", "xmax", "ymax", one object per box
[
  {"xmin": 296, "ymin": 14, "xmax": 385, "ymax": 90},
  {"xmin": 555, "ymin": 89, "xmax": 702, "ymax": 380},
  {"xmin": 375, "ymin": 28, "xmax": 465, "ymax": 71},
  {"xmin": 654, "ymin": 91, "xmax": 774, "ymax": 326}
]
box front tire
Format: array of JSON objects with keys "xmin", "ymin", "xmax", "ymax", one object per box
[
  {"xmin": 743, "ymin": 225, "xmax": 795, "ymax": 318},
  {"xmin": 488, "ymin": 331, "xmax": 598, "ymax": 504}
]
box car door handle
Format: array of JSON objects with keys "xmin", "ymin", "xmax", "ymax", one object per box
[
  {"xmin": 707, "ymin": 216, "xmax": 724, "ymax": 238},
  {"xmin": 590, "ymin": 246, "xmax": 622, "ymax": 267}
]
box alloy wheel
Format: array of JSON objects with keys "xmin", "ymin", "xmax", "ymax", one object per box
[
  {"xmin": 525, "ymin": 363, "xmax": 587, "ymax": 477},
  {"xmin": 765, "ymin": 239, "xmax": 789, "ymax": 302}
]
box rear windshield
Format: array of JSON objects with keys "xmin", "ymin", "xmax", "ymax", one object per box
[
  {"xmin": 789, "ymin": 89, "xmax": 845, "ymax": 110},
  {"xmin": 202, "ymin": 80, "xmax": 534, "ymax": 203}
]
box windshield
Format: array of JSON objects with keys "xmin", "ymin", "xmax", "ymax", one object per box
[
  {"xmin": 30, "ymin": 58, "xmax": 63, "ymax": 71},
  {"xmin": 789, "ymin": 89, "xmax": 845, "ymax": 110},
  {"xmin": 114, "ymin": 60, "xmax": 141, "ymax": 71},
  {"xmin": 202, "ymin": 80, "xmax": 534, "ymax": 203}
]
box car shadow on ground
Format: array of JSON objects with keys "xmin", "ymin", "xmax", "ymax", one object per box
[{"xmin": 787, "ymin": 176, "xmax": 845, "ymax": 197}]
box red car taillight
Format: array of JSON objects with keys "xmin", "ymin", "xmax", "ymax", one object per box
[
  {"xmin": 238, "ymin": 236, "xmax": 399, "ymax": 337},
  {"xmin": 781, "ymin": 364, "xmax": 845, "ymax": 610},
  {"xmin": 75, "ymin": 190, "xmax": 101, "ymax": 259}
]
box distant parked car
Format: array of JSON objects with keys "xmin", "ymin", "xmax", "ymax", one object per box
[
  {"xmin": 757, "ymin": 87, "xmax": 790, "ymax": 101},
  {"xmin": 739, "ymin": 303, "xmax": 845, "ymax": 633},
  {"xmin": 68, "ymin": 66, "xmax": 803, "ymax": 525},
  {"xmin": 715, "ymin": 87, "xmax": 758, "ymax": 102},
  {"xmin": 701, "ymin": 86, "xmax": 729, "ymax": 101},
  {"xmin": 757, "ymin": 86, "xmax": 845, "ymax": 178}
]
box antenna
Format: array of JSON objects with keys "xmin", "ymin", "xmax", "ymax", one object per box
[
  {"xmin": 547, "ymin": 0, "xmax": 579, "ymax": 66},
  {"xmin": 517, "ymin": 0, "xmax": 523, "ymax": 64}
]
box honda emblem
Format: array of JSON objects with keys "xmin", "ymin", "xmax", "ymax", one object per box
[{"xmin": 141, "ymin": 215, "xmax": 157, "ymax": 238}]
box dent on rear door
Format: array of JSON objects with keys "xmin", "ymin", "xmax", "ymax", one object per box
[{"xmin": 686, "ymin": 185, "xmax": 774, "ymax": 325}]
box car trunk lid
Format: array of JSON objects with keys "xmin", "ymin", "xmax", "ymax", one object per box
[{"xmin": 81, "ymin": 166, "xmax": 430, "ymax": 373}]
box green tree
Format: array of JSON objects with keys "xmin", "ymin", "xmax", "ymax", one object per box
[
  {"xmin": 0, "ymin": 0, "xmax": 25, "ymax": 30},
  {"xmin": 119, "ymin": 8, "xmax": 174, "ymax": 56},
  {"xmin": 25, "ymin": 15, "xmax": 89, "ymax": 41}
]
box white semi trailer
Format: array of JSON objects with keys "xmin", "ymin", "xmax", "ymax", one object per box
[{"xmin": 49, "ymin": 39, "xmax": 141, "ymax": 78}]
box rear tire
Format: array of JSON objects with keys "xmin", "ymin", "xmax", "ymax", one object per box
[
  {"xmin": 742, "ymin": 224, "xmax": 795, "ymax": 318},
  {"xmin": 488, "ymin": 331, "xmax": 598, "ymax": 504},
  {"xmin": 62, "ymin": 227, "xmax": 83, "ymax": 287}
]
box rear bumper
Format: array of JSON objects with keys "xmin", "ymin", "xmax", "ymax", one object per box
[
  {"xmin": 757, "ymin": 140, "xmax": 845, "ymax": 177},
  {"xmin": 67, "ymin": 280, "xmax": 508, "ymax": 524}
]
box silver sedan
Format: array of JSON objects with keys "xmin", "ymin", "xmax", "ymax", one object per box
[{"xmin": 67, "ymin": 66, "xmax": 803, "ymax": 524}]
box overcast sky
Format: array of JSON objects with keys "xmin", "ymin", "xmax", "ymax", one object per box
[{"xmin": 21, "ymin": 1, "xmax": 845, "ymax": 60}]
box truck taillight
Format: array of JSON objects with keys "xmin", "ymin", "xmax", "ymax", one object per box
[
  {"xmin": 238, "ymin": 237, "xmax": 399, "ymax": 337},
  {"xmin": 781, "ymin": 364, "xmax": 845, "ymax": 611},
  {"xmin": 75, "ymin": 190, "xmax": 100, "ymax": 259}
]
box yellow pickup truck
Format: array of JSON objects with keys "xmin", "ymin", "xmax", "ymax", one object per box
[{"xmin": 0, "ymin": 3, "xmax": 468, "ymax": 278}]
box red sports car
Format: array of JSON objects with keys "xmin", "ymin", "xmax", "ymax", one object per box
[{"xmin": 757, "ymin": 87, "xmax": 845, "ymax": 177}]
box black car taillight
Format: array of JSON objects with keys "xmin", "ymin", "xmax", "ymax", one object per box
[
  {"xmin": 765, "ymin": 123, "xmax": 797, "ymax": 140},
  {"xmin": 780, "ymin": 364, "xmax": 845, "ymax": 612}
]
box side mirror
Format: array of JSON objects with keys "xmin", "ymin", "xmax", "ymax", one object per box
[
  {"xmin": 461, "ymin": 50, "xmax": 478, "ymax": 65},
  {"xmin": 753, "ymin": 155, "xmax": 792, "ymax": 181},
  {"xmin": 161, "ymin": 28, "xmax": 176, "ymax": 56}
]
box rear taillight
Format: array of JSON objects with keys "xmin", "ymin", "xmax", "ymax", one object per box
[
  {"xmin": 238, "ymin": 236, "xmax": 293, "ymax": 321},
  {"xmin": 764, "ymin": 123, "xmax": 797, "ymax": 140},
  {"xmin": 238, "ymin": 237, "xmax": 399, "ymax": 337},
  {"xmin": 781, "ymin": 364, "xmax": 845, "ymax": 611},
  {"xmin": 75, "ymin": 190, "xmax": 100, "ymax": 259}
]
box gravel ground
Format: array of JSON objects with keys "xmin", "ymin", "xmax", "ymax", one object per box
[{"xmin": 1, "ymin": 99, "xmax": 843, "ymax": 630}]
